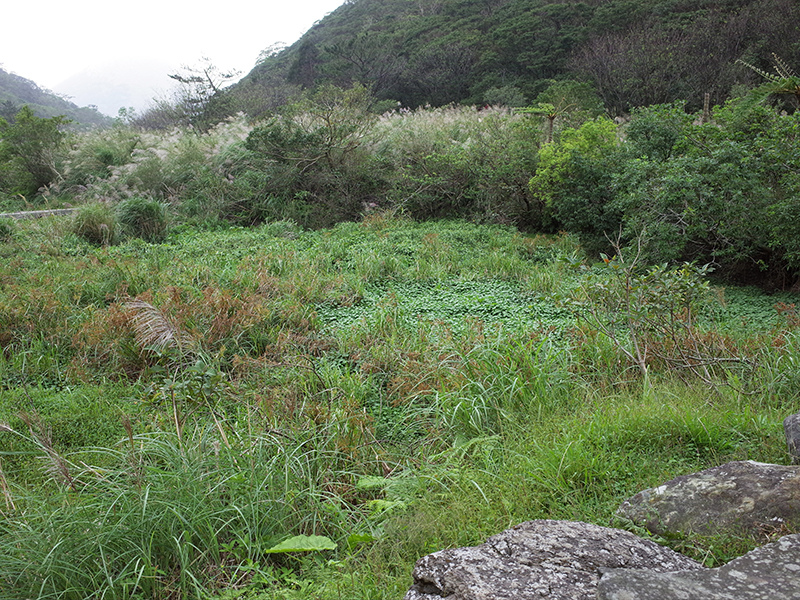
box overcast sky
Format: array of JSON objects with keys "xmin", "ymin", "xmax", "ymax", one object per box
[{"xmin": 1, "ymin": 0, "xmax": 346, "ymax": 111}]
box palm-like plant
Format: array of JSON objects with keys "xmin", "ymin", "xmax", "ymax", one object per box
[{"xmin": 737, "ymin": 53, "xmax": 800, "ymax": 106}]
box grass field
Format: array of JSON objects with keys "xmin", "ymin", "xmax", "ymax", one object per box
[{"xmin": 0, "ymin": 214, "xmax": 798, "ymax": 599}]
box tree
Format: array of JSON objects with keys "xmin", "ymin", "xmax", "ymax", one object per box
[
  {"xmin": 403, "ymin": 44, "xmax": 477, "ymax": 107},
  {"xmin": 246, "ymin": 83, "xmax": 376, "ymax": 171},
  {"xmin": 0, "ymin": 106, "xmax": 70, "ymax": 195},
  {"xmin": 483, "ymin": 85, "xmax": 528, "ymax": 108},
  {"xmin": 167, "ymin": 57, "xmax": 241, "ymax": 129},
  {"xmin": 529, "ymin": 117, "xmax": 620, "ymax": 249},
  {"xmin": 322, "ymin": 32, "xmax": 406, "ymax": 98},
  {"xmin": 239, "ymin": 83, "xmax": 384, "ymax": 227},
  {"xmin": 610, "ymin": 101, "xmax": 799, "ymax": 284},
  {"xmin": 0, "ymin": 100, "xmax": 19, "ymax": 122},
  {"xmin": 521, "ymin": 79, "xmax": 605, "ymax": 143}
]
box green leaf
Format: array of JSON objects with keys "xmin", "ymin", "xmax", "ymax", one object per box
[
  {"xmin": 263, "ymin": 535, "xmax": 337, "ymax": 554},
  {"xmin": 356, "ymin": 475, "xmax": 391, "ymax": 491},
  {"xmin": 367, "ymin": 499, "xmax": 407, "ymax": 515},
  {"xmin": 346, "ymin": 533, "xmax": 375, "ymax": 547}
]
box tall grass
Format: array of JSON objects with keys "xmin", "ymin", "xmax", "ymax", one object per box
[
  {"xmin": 1, "ymin": 215, "xmax": 797, "ymax": 599},
  {"xmin": 0, "ymin": 424, "xmax": 381, "ymax": 600}
]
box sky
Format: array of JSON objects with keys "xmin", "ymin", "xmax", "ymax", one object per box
[{"xmin": 1, "ymin": 0, "xmax": 346, "ymax": 113}]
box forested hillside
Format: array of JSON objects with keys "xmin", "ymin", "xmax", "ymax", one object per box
[
  {"xmin": 233, "ymin": 0, "xmax": 800, "ymax": 114},
  {"xmin": 0, "ymin": 67, "xmax": 110, "ymax": 128}
]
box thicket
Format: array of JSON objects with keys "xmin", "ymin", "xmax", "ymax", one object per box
[{"xmin": 533, "ymin": 99, "xmax": 800, "ymax": 284}]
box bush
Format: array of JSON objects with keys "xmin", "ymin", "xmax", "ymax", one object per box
[
  {"xmin": 116, "ymin": 196, "xmax": 169, "ymax": 242},
  {"xmin": 374, "ymin": 105, "xmax": 540, "ymax": 227},
  {"xmin": 71, "ymin": 202, "xmax": 116, "ymax": 245},
  {"xmin": 0, "ymin": 106, "xmax": 70, "ymax": 196},
  {"xmin": 612, "ymin": 101, "xmax": 796, "ymax": 282},
  {"xmin": 62, "ymin": 127, "xmax": 140, "ymax": 186},
  {"xmin": 529, "ymin": 117, "xmax": 621, "ymax": 251},
  {"xmin": 242, "ymin": 84, "xmax": 383, "ymax": 227}
]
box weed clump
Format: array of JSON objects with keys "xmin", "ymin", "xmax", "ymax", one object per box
[
  {"xmin": 71, "ymin": 202, "xmax": 116, "ymax": 245},
  {"xmin": 0, "ymin": 217, "xmax": 15, "ymax": 241},
  {"xmin": 116, "ymin": 196, "xmax": 169, "ymax": 242}
]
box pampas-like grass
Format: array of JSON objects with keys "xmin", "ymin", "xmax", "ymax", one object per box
[{"xmin": 125, "ymin": 299, "xmax": 194, "ymax": 354}]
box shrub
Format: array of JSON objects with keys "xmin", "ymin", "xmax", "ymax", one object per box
[
  {"xmin": 71, "ymin": 202, "xmax": 116, "ymax": 245},
  {"xmin": 61, "ymin": 127, "xmax": 140, "ymax": 186},
  {"xmin": 116, "ymin": 196, "xmax": 169, "ymax": 242},
  {"xmin": 242, "ymin": 83, "xmax": 382, "ymax": 227},
  {"xmin": 0, "ymin": 106, "xmax": 70, "ymax": 196},
  {"xmin": 612, "ymin": 101, "xmax": 796, "ymax": 282},
  {"xmin": 529, "ymin": 117, "xmax": 621, "ymax": 251},
  {"xmin": 374, "ymin": 105, "xmax": 540, "ymax": 227}
]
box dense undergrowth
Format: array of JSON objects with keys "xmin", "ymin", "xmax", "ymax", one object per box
[
  {"xmin": 3, "ymin": 80, "xmax": 800, "ymax": 286},
  {"xmin": 1, "ymin": 75, "xmax": 799, "ymax": 598},
  {"xmin": 0, "ymin": 214, "xmax": 798, "ymax": 599}
]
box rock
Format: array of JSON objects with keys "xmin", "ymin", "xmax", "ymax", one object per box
[
  {"xmin": 617, "ymin": 460, "xmax": 800, "ymax": 537},
  {"xmin": 597, "ymin": 533, "xmax": 800, "ymax": 600},
  {"xmin": 404, "ymin": 520, "xmax": 702, "ymax": 600},
  {"xmin": 785, "ymin": 413, "xmax": 800, "ymax": 464}
]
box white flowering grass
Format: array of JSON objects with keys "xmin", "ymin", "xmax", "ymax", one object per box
[
  {"xmin": 57, "ymin": 114, "xmax": 254, "ymax": 204},
  {"xmin": 368, "ymin": 105, "xmax": 521, "ymax": 159}
]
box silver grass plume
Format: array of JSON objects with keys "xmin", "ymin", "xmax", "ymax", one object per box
[
  {"xmin": 125, "ymin": 299, "xmax": 194, "ymax": 354},
  {"xmin": 18, "ymin": 412, "xmax": 76, "ymax": 491}
]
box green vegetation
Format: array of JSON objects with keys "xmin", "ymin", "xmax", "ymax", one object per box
[
  {"xmin": 224, "ymin": 0, "xmax": 800, "ymax": 115},
  {"xmin": 6, "ymin": 78, "xmax": 797, "ymax": 284},
  {"xmin": 2, "ymin": 14, "xmax": 800, "ymax": 596},
  {"xmin": 0, "ymin": 67, "xmax": 110, "ymax": 127},
  {"xmin": 0, "ymin": 212, "xmax": 797, "ymax": 598},
  {"xmin": 116, "ymin": 197, "xmax": 170, "ymax": 243},
  {"xmin": 0, "ymin": 106, "xmax": 70, "ymax": 196},
  {"xmin": 71, "ymin": 202, "xmax": 117, "ymax": 245}
]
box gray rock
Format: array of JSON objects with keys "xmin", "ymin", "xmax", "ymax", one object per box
[
  {"xmin": 785, "ymin": 413, "xmax": 800, "ymax": 464},
  {"xmin": 404, "ymin": 520, "xmax": 702, "ymax": 600},
  {"xmin": 597, "ymin": 533, "xmax": 800, "ymax": 600},
  {"xmin": 617, "ymin": 460, "xmax": 800, "ymax": 536}
]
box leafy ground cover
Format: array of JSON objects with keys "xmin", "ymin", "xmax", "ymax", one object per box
[{"xmin": 0, "ymin": 215, "xmax": 798, "ymax": 599}]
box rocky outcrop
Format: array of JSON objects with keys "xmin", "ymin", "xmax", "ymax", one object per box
[
  {"xmin": 597, "ymin": 533, "xmax": 800, "ymax": 600},
  {"xmin": 616, "ymin": 460, "xmax": 800, "ymax": 536},
  {"xmin": 403, "ymin": 520, "xmax": 702, "ymax": 600},
  {"xmin": 405, "ymin": 456, "xmax": 800, "ymax": 600}
]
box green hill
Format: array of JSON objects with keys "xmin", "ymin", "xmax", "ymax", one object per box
[
  {"xmin": 233, "ymin": 0, "xmax": 800, "ymax": 114},
  {"xmin": 0, "ymin": 67, "xmax": 112, "ymax": 128}
]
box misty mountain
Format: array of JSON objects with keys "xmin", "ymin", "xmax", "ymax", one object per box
[
  {"xmin": 0, "ymin": 67, "xmax": 111, "ymax": 127},
  {"xmin": 54, "ymin": 58, "xmax": 179, "ymax": 117}
]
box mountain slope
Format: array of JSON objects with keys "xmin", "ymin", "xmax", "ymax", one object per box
[
  {"xmin": 236, "ymin": 0, "xmax": 800, "ymax": 113},
  {"xmin": 0, "ymin": 67, "xmax": 111, "ymax": 127}
]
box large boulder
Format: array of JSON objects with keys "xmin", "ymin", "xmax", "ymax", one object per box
[
  {"xmin": 404, "ymin": 520, "xmax": 702, "ymax": 600},
  {"xmin": 617, "ymin": 460, "xmax": 800, "ymax": 536},
  {"xmin": 597, "ymin": 533, "xmax": 800, "ymax": 600}
]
